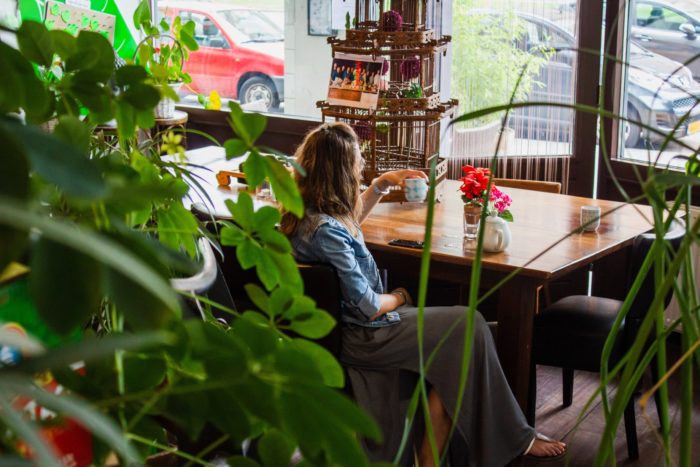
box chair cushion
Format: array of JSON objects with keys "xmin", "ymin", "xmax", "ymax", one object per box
[{"xmin": 533, "ymin": 295, "xmax": 626, "ymax": 372}]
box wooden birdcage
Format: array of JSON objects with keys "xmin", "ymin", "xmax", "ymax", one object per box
[
  {"xmin": 352, "ymin": 0, "xmax": 443, "ymax": 33},
  {"xmin": 319, "ymin": 0, "xmax": 455, "ymax": 202}
]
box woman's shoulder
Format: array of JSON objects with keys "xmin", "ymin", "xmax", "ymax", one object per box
[{"xmin": 294, "ymin": 212, "xmax": 350, "ymax": 239}]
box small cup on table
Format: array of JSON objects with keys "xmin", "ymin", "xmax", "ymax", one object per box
[
  {"xmin": 404, "ymin": 178, "xmax": 428, "ymax": 203},
  {"xmin": 580, "ymin": 205, "xmax": 601, "ymax": 232}
]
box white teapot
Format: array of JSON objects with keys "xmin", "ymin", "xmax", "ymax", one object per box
[{"xmin": 482, "ymin": 214, "xmax": 511, "ymax": 253}]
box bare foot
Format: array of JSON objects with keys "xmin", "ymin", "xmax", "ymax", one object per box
[{"xmin": 527, "ymin": 437, "xmax": 567, "ymax": 457}]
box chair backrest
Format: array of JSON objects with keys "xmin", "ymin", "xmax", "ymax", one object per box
[
  {"xmin": 492, "ymin": 178, "xmax": 562, "ymax": 194},
  {"xmin": 216, "ymin": 249, "xmax": 344, "ymax": 355},
  {"xmin": 626, "ymin": 220, "xmax": 685, "ymax": 323},
  {"xmin": 298, "ymin": 263, "xmax": 343, "ymax": 356}
]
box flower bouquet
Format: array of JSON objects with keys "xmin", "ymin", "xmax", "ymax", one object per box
[{"xmin": 458, "ymin": 165, "xmax": 513, "ymax": 239}]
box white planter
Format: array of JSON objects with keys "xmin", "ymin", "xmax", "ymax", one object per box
[{"xmin": 155, "ymin": 82, "xmax": 183, "ymax": 119}]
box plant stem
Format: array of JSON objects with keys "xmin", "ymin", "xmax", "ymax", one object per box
[
  {"xmin": 184, "ymin": 434, "xmax": 230, "ymax": 467},
  {"xmin": 126, "ymin": 433, "xmax": 211, "ymax": 466}
]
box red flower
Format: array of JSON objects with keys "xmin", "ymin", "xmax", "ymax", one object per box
[{"xmin": 458, "ymin": 165, "xmax": 491, "ymax": 202}]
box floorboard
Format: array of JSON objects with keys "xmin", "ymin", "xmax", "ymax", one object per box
[{"xmin": 528, "ymin": 363, "xmax": 700, "ymax": 466}]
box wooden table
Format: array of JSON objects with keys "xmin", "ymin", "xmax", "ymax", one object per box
[
  {"xmin": 362, "ymin": 180, "xmax": 654, "ymax": 409},
  {"xmin": 182, "ymin": 146, "xmax": 654, "ymax": 409}
]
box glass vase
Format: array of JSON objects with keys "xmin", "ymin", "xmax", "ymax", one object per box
[{"xmin": 463, "ymin": 204, "xmax": 482, "ymax": 239}]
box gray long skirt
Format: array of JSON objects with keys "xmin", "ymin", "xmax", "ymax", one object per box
[{"xmin": 341, "ymin": 306, "xmax": 535, "ymax": 467}]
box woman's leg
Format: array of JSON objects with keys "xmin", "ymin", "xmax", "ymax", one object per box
[
  {"xmin": 343, "ymin": 306, "xmax": 565, "ymax": 465},
  {"xmin": 418, "ymin": 388, "xmax": 450, "ymax": 467}
]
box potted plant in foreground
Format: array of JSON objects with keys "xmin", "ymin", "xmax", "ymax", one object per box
[
  {"xmin": 459, "ymin": 165, "xmax": 513, "ymax": 250},
  {"xmin": 133, "ymin": 0, "xmax": 198, "ymax": 119}
]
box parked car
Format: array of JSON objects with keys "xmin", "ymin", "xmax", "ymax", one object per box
[
  {"xmin": 159, "ymin": 1, "xmax": 284, "ymax": 110},
  {"xmin": 631, "ymin": 0, "xmax": 700, "ymax": 79},
  {"xmin": 501, "ymin": 11, "xmax": 700, "ymax": 147}
]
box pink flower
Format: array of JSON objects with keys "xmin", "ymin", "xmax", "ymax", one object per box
[{"xmin": 489, "ymin": 187, "xmax": 512, "ymax": 213}]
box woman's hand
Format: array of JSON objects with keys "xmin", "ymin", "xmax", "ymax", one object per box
[
  {"xmin": 390, "ymin": 287, "xmax": 414, "ymax": 307},
  {"xmin": 370, "ymin": 287, "xmax": 414, "ymax": 320},
  {"xmin": 375, "ymin": 170, "xmax": 428, "ymax": 190}
]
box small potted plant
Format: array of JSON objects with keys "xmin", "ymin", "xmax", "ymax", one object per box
[
  {"xmin": 459, "ymin": 165, "xmax": 513, "ymax": 242},
  {"xmin": 133, "ymin": 0, "xmax": 198, "ymax": 118}
]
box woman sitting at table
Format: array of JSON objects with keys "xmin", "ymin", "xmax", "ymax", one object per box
[{"xmin": 280, "ymin": 122, "xmax": 566, "ymax": 466}]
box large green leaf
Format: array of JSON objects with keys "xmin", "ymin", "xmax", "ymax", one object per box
[
  {"xmin": 53, "ymin": 115, "xmax": 91, "ymax": 153},
  {"xmin": 0, "ymin": 43, "xmax": 50, "ymax": 121},
  {"xmin": 224, "ymin": 195, "xmax": 254, "ymax": 231},
  {"xmin": 156, "ymin": 201, "xmax": 199, "ymax": 257},
  {"xmin": 224, "ymin": 138, "xmax": 248, "ymax": 159},
  {"xmin": 0, "ymin": 127, "xmax": 29, "ymax": 271},
  {"xmin": 29, "ymin": 237, "xmax": 103, "ymax": 335},
  {"xmin": 0, "ymin": 118, "xmax": 105, "ymax": 199},
  {"xmin": 106, "ymin": 266, "xmax": 179, "ymax": 331},
  {"xmin": 242, "ymin": 151, "xmax": 266, "ymax": 189},
  {"xmin": 122, "ymin": 83, "xmax": 161, "ymax": 111},
  {"xmin": 17, "ymin": 21, "xmax": 54, "ymax": 67},
  {"xmin": 280, "ymin": 385, "xmax": 375, "ymax": 466},
  {"xmin": 123, "ymin": 354, "xmax": 167, "ymax": 392},
  {"xmin": 65, "ymin": 31, "xmax": 115, "ymax": 83},
  {"xmin": 205, "ymin": 390, "xmax": 251, "ymax": 443},
  {"xmin": 49, "ymin": 30, "xmax": 76, "ymax": 59},
  {"xmin": 16, "ymin": 332, "xmax": 173, "ymax": 375},
  {"xmin": 115, "ymin": 65, "xmax": 149, "ymax": 87},
  {"xmin": 258, "ymin": 429, "xmax": 294, "ymax": 467},
  {"xmin": 228, "ymin": 101, "xmax": 266, "ymax": 146},
  {"xmin": 133, "ymin": 0, "xmax": 152, "ymax": 29},
  {"xmin": 290, "ymin": 339, "xmax": 344, "ymax": 388},
  {"xmin": 228, "ymin": 457, "xmax": 261, "ymax": 467},
  {"xmin": 0, "ymin": 198, "xmax": 180, "ymax": 313},
  {"xmin": 244, "ymin": 284, "xmax": 271, "ymax": 315},
  {"xmin": 228, "ymin": 377, "xmax": 279, "ymax": 425},
  {"xmin": 263, "ymin": 156, "xmax": 303, "ymax": 217},
  {"xmin": 0, "ymin": 44, "xmax": 26, "ymax": 113},
  {"xmin": 230, "ymin": 312, "xmax": 278, "ymax": 357},
  {"xmin": 285, "ymin": 297, "xmax": 335, "ymax": 339}
]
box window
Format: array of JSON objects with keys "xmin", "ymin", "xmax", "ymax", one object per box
[
  {"xmin": 619, "ymin": 0, "xmax": 700, "ymax": 169},
  {"xmin": 450, "ymin": 2, "xmax": 579, "ymax": 161},
  {"xmin": 636, "ymin": 3, "xmax": 690, "ymax": 30}
]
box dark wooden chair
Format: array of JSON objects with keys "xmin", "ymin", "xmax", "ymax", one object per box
[
  {"xmin": 492, "ymin": 177, "xmax": 562, "ymax": 194},
  {"xmin": 529, "ymin": 220, "xmax": 685, "ymax": 459}
]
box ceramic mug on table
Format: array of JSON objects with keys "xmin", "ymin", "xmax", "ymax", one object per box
[
  {"xmin": 580, "ymin": 205, "xmax": 601, "ymax": 232},
  {"xmin": 404, "ymin": 178, "xmax": 428, "ymax": 202}
]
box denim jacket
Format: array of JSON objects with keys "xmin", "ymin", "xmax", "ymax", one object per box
[{"xmin": 290, "ymin": 213, "xmax": 400, "ymax": 327}]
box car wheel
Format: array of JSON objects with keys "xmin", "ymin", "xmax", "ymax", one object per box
[
  {"xmin": 240, "ymin": 77, "xmax": 279, "ymax": 111},
  {"xmin": 624, "ymin": 104, "xmax": 642, "ymax": 148}
]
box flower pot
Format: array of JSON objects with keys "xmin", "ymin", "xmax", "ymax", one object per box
[
  {"xmin": 463, "ymin": 204, "xmax": 482, "ymax": 239},
  {"xmin": 155, "ymin": 82, "xmax": 182, "ymax": 119}
]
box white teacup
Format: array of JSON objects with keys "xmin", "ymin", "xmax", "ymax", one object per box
[
  {"xmin": 580, "ymin": 205, "xmax": 601, "ymax": 232},
  {"xmin": 404, "ymin": 178, "xmax": 428, "ymax": 203}
]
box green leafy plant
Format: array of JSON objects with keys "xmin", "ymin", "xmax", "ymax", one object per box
[
  {"xmin": 399, "ymin": 15, "xmax": 700, "ymax": 467},
  {"xmin": 451, "ymin": 4, "xmax": 550, "ymax": 128},
  {"xmin": 1, "ymin": 19, "xmax": 380, "ymax": 467},
  {"xmin": 133, "ymin": 0, "xmax": 198, "ymax": 87}
]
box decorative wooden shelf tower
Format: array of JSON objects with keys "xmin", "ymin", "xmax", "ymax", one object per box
[{"xmin": 317, "ymin": 0, "xmax": 457, "ymax": 201}]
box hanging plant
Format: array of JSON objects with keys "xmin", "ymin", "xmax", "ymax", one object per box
[
  {"xmin": 400, "ymin": 82, "xmax": 423, "ymax": 98},
  {"xmin": 400, "ymin": 57, "xmax": 421, "ymax": 81},
  {"xmin": 382, "ymin": 10, "xmax": 403, "ymax": 32}
]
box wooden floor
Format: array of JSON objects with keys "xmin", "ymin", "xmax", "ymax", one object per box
[{"xmin": 529, "ymin": 363, "xmax": 700, "ymax": 466}]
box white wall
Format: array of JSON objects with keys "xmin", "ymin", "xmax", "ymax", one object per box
[{"xmin": 283, "ymin": 0, "xmax": 331, "ymax": 119}]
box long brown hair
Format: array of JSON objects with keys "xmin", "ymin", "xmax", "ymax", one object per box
[{"xmin": 280, "ymin": 122, "xmax": 362, "ymax": 237}]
